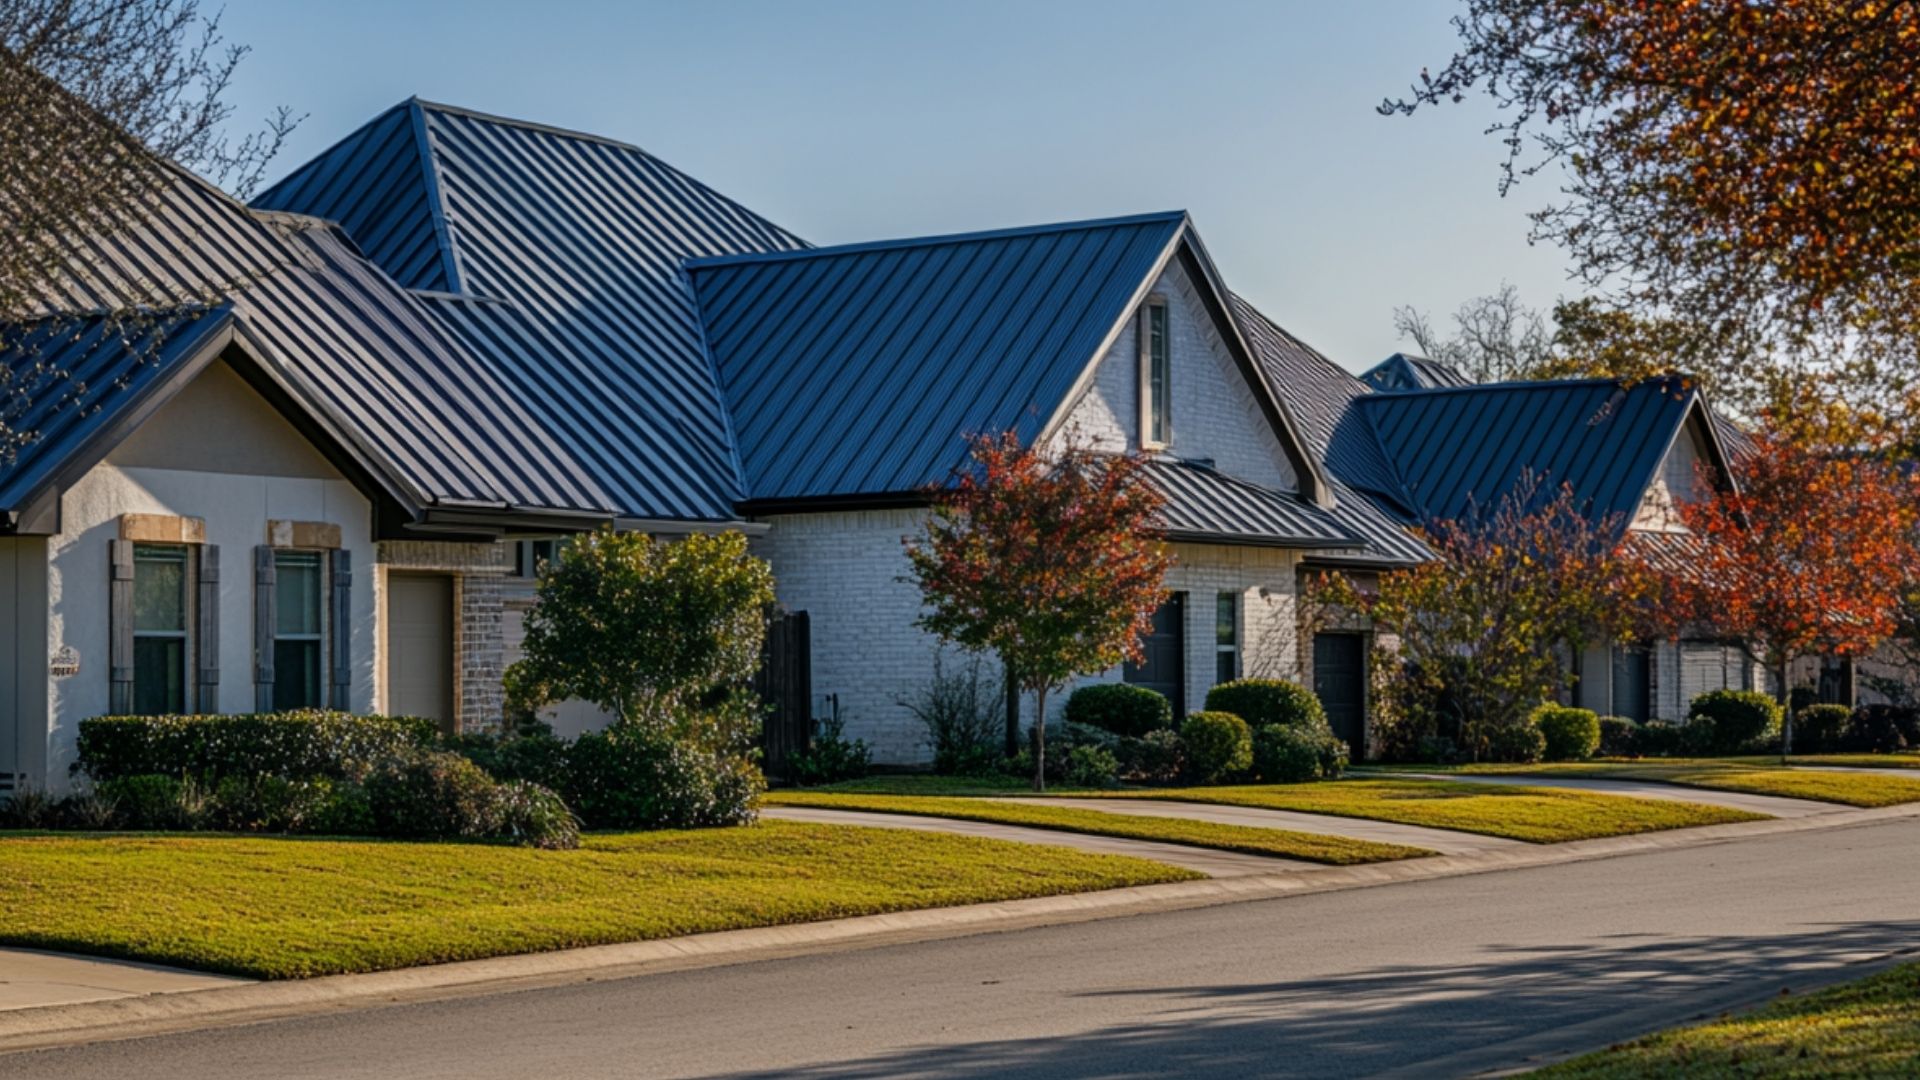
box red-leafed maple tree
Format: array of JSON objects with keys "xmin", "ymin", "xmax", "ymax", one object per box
[
  {"xmin": 1657, "ymin": 427, "xmax": 1920, "ymax": 752},
  {"xmin": 906, "ymin": 432, "xmax": 1171, "ymax": 790}
]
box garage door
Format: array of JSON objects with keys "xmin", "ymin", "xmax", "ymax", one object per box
[{"xmin": 387, "ymin": 573, "xmax": 454, "ymax": 730}]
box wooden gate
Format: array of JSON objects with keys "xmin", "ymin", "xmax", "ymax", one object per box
[{"xmin": 755, "ymin": 610, "xmax": 812, "ymax": 780}]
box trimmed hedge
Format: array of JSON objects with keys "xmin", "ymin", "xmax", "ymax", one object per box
[
  {"xmin": 1687, "ymin": 690, "xmax": 1783, "ymax": 754},
  {"xmin": 1531, "ymin": 705, "xmax": 1601, "ymax": 762},
  {"xmin": 1597, "ymin": 716, "xmax": 1640, "ymax": 757},
  {"xmin": 1252, "ymin": 723, "xmax": 1348, "ymax": 783},
  {"xmin": 1064, "ymin": 683, "xmax": 1175, "ymax": 738},
  {"xmin": 1204, "ymin": 679, "xmax": 1327, "ymax": 731},
  {"xmin": 1794, "ymin": 704, "xmax": 1854, "ymax": 754},
  {"xmin": 1180, "ymin": 711, "xmax": 1252, "ymax": 783},
  {"xmin": 78, "ymin": 711, "xmax": 436, "ymax": 783}
]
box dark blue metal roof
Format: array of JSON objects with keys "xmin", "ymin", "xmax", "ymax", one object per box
[
  {"xmin": 1356, "ymin": 377, "xmax": 1699, "ymax": 527},
  {"xmin": 1362, "ymin": 352, "xmax": 1471, "ymax": 392},
  {"xmin": 0, "ymin": 305, "xmax": 234, "ymax": 514},
  {"xmin": 256, "ymin": 99, "xmax": 807, "ymax": 521},
  {"xmin": 689, "ymin": 212, "xmax": 1188, "ymax": 502},
  {"xmin": 1146, "ymin": 458, "xmax": 1356, "ymax": 548}
]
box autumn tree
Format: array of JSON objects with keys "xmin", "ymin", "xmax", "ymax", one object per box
[
  {"xmin": 906, "ymin": 433, "xmax": 1171, "ymax": 790},
  {"xmin": 1333, "ymin": 478, "xmax": 1659, "ymax": 761},
  {"xmin": 1386, "ymin": 1, "xmax": 1920, "ymax": 422},
  {"xmin": 2, "ymin": 0, "xmax": 298, "ymax": 461},
  {"xmin": 1653, "ymin": 425, "xmax": 1920, "ymax": 753}
]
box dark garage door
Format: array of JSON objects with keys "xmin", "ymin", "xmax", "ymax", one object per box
[
  {"xmin": 1313, "ymin": 632, "xmax": 1367, "ymax": 758},
  {"xmin": 1125, "ymin": 593, "xmax": 1186, "ymax": 718}
]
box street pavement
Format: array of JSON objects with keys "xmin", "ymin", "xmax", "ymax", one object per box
[{"xmin": 5, "ymin": 814, "xmax": 1917, "ymax": 1079}]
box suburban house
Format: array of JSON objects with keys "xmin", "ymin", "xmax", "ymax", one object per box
[{"xmin": 0, "ymin": 99, "xmax": 1794, "ymax": 790}]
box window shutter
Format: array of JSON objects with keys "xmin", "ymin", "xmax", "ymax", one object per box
[
  {"xmin": 196, "ymin": 545, "xmax": 220, "ymax": 714},
  {"xmin": 253, "ymin": 545, "xmax": 276, "ymax": 712},
  {"xmin": 109, "ymin": 539, "xmax": 135, "ymax": 714},
  {"xmin": 328, "ymin": 549, "xmax": 352, "ymax": 710}
]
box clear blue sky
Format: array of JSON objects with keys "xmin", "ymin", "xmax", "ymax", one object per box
[{"xmin": 220, "ymin": 0, "xmax": 1570, "ymax": 372}]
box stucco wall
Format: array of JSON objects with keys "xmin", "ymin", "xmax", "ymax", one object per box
[
  {"xmin": 1048, "ymin": 257, "xmax": 1298, "ymax": 491},
  {"xmin": 755, "ymin": 508, "xmax": 1301, "ymax": 764}
]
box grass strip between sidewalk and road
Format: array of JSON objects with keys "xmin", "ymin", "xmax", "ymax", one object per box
[
  {"xmin": 0, "ymin": 821, "xmax": 1198, "ymax": 980},
  {"xmin": 1533, "ymin": 960, "xmax": 1920, "ymax": 1078},
  {"xmin": 765, "ymin": 791, "xmax": 1435, "ymax": 864},
  {"xmin": 1082, "ymin": 779, "xmax": 1767, "ymax": 843},
  {"xmin": 1386, "ymin": 761, "xmax": 1920, "ymax": 808}
]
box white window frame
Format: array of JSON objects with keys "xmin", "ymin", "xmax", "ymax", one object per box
[
  {"xmin": 272, "ymin": 549, "xmax": 327, "ymax": 710},
  {"xmin": 1138, "ymin": 297, "xmax": 1171, "ymax": 450}
]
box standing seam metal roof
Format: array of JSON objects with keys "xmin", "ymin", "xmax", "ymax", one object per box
[{"xmin": 1145, "ymin": 458, "xmax": 1356, "ymax": 548}]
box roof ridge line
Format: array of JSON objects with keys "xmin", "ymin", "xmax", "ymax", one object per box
[
  {"xmin": 682, "ymin": 211, "xmax": 1189, "ymax": 271},
  {"xmin": 409, "ymin": 97, "xmax": 661, "ymax": 155}
]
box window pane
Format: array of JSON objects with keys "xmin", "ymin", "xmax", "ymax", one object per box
[
  {"xmin": 1148, "ymin": 305, "xmax": 1170, "ymax": 443},
  {"xmin": 133, "ymin": 637, "xmax": 186, "ymax": 714},
  {"xmin": 1216, "ymin": 650, "xmax": 1237, "ymax": 687},
  {"xmin": 275, "ymin": 551, "xmax": 323, "ymax": 635},
  {"xmin": 1215, "ymin": 593, "xmax": 1236, "ymax": 646},
  {"xmin": 273, "ymin": 639, "xmax": 323, "ymax": 710},
  {"xmin": 133, "ymin": 545, "xmax": 186, "ymax": 632}
]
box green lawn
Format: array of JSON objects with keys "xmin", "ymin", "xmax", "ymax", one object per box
[
  {"xmin": 767, "ymin": 791, "xmax": 1434, "ymax": 865},
  {"xmin": 1536, "ymin": 961, "xmax": 1920, "ymax": 1077},
  {"xmin": 0, "ymin": 822, "xmax": 1196, "ymax": 979},
  {"xmin": 1386, "ymin": 761, "xmax": 1920, "ymax": 808},
  {"xmin": 1087, "ymin": 779, "xmax": 1766, "ymax": 843}
]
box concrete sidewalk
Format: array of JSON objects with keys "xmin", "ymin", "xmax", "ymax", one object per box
[
  {"xmin": 1383, "ymin": 771, "xmax": 1839, "ymax": 818},
  {"xmin": 761, "ymin": 806, "xmax": 1312, "ymax": 876},
  {"xmin": 0, "ymin": 950, "xmax": 246, "ymax": 1012},
  {"xmin": 991, "ymin": 796, "xmax": 1526, "ymax": 856}
]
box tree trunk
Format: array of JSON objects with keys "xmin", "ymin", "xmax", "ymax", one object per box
[
  {"xmin": 1778, "ymin": 656, "xmax": 1794, "ymax": 760},
  {"xmin": 1031, "ymin": 684, "xmax": 1048, "ymax": 793},
  {"xmin": 1003, "ymin": 655, "xmax": 1021, "ymax": 759}
]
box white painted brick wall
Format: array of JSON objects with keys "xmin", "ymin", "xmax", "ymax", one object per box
[
  {"xmin": 756, "ymin": 511, "xmax": 1303, "ymax": 764},
  {"xmin": 1049, "ymin": 257, "xmax": 1298, "ymax": 492}
]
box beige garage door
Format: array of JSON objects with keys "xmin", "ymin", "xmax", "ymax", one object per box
[{"xmin": 387, "ymin": 573, "xmax": 453, "ymax": 730}]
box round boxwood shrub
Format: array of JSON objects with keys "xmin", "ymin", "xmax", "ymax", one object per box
[
  {"xmin": 1204, "ymin": 679, "xmax": 1327, "ymax": 731},
  {"xmin": 1179, "ymin": 711, "xmax": 1252, "ymax": 784},
  {"xmin": 1485, "ymin": 721, "xmax": 1546, "ymax": 764},
  {"xmin": 1596, "ymin": 716, "xmax": 1640, "ymax": 757},
  {"xmin": 1687, "ymin": 689, "xmax": 1783, "ymax": 754},
  {"xmin": 1063, "ymin": 683, "xmax": 1175, "ymax": 738},
  {"xmin": 1116, "ymin": 728, "xmax": 1185, "ymax": 784},
  {"xmin": 1793, "ymin": 704, "xmax": 1854, "ymax": 754},
  {"xmin": 1530, "ymin": 705, "xmax": 1601, "ymax": 762},
  {"xmin": 1252, "ymin": 723, "xmax": 1348, "ymax": 783}
]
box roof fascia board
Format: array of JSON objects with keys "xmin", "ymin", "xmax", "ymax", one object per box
[
  {"xmin": 1176, "ymin": 226, "xmax": 1336, "ymax": 508},
  {"xmin": 408, "ymin": 100, "xmax": 467, "ymax": 293}
]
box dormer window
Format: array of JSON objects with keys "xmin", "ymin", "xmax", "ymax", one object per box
[{"xmin": 1141, "ymin": 299, "xmax": 1170, "ymax": 448}]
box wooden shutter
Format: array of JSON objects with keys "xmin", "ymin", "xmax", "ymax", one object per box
[
  {"xmin": 195, "ymin": 545, "xmax": 220, "ymax": 714},
  {"xmin": 108, "ymin": 539, "xmax": 135, "ymax": 714},
  {"xmin": 328, "ymin": 549, "xmax": 352, "ymax": 710},
  {"xmin": 253, "ymin": 545, "xmax": 276, "ymax": 712}
]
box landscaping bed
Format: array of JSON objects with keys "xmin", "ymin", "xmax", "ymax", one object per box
[
  {"xmin": 1535, "ymin": 960, "xmax": 1920, "ymax": 1078},
  {"xmin": 0, "ymin": 821, "xmax": 1196, "ymax": 979},
  {"xmin": 766, "ymin": 791, "xmax": 1434, "ymax": 864}
]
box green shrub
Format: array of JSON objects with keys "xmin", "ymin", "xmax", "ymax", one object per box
[
  {"xmin": 1204, "ymin": 679, "xmax": 1327, "ymax": 731},
  {"xmin": 1252, "ymin": 723, "xmax": 1348, "ymax": 783},
  {"xmin": 1486, "ymin": 721, "xmax": 1546, "ymax": 764},
  {"xmin": 209, "ymin": 775, "xmax": 337, "ymax": 833},
  {"xmin": 494, "ymin": 781, "xmax": 581, "ymax": 850},
  {"xmin": 1063, "ymin": 683, "xmax": 1174, "ymax": 738},
  {"xmin": 1062, "ymin": 744, "xmax": 1121, "ymax": 788},
  {"xmin": 900, "ymin": 653, "xmax": 1005, "ymax": 774},
  {"xmin": 1687, "ymin": 690, "xmax": 1783, "ymax": 754},
  {"xmin": 1843, "ymin": 704, "xmax": 1914, "ymax": 753},
  {"xmin": 0, "ymin": 787, "xmax": 59, "ymax": 829},
  {"xmin": 77, "ymin": 711, "xmax": 436, "ymax": 783},
  {"xmin": 564, "ymin": 723, "xmax": 762, "ymax": 830},
  {"xmin": 441, "ymin": 728, "xmax": 570, "ymax": 790},
  {"xmin": 1596, "ymin": 716, "xmax": 1640, "ymax": 757},
  {"xmin": 1794, "ymin": 704, "xmax": 1854, "ymax": 753},
  {"xmin": 1531, "ymin": 705, "xmax": 1601, "ymax": 762},
  {"xmin": 96, "ymin": 774, "xmax": 196, "ymax": 830},
  {"xmin": 1180, "ymin": 711, "xmax": 1253, "ymax": 783},
  {"xmin": 361, "ymin": 751, "xmax": 578, "ymax": 848},
  {"xmin": 1116, "ymin": 729, "xmax": 1185, "ymax": 784},
  {"xmin": 788, "ymin": 715, "xmax": 872, "ymax": 787}
]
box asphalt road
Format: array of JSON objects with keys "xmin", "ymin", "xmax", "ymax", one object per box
[{"xmin": 8, "ymin": 817, "xmax": 1920, "ymax": 1080}]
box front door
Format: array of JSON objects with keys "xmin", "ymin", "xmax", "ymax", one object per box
[
  {"xmin": 1313, "ymin": 632, "xmax": 1367, "ymax": 757},
  {"xmin": 387, "ymin": 573, "xmax": 455, "ymax": 731},
  {"xmin": 1124, "ymin": 592, "xmax": 1186, "ymax": 718},
  {"xmin": 1611, "ymin": 644, "xmax": 1652, "ymax": 723}
]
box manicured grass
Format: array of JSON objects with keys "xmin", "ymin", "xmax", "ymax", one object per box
[
  {"xmin": 1086, "ymin": 779, "xmax": 1766, "ymax": 843},
  {"xmin": 1536, "ymin": 961, "xmax": 1920, "ymax": 1077},
  {"xmin": 792, "ymin": 773, "xmax": 1101, "ymax": 796},
  {"xmin": 0, "ymin": 822, "xmax": 1196, "ymax": 979},
  {"xmin": 1388, "ymin": 761, "xmax": 1920, "ymax": 808},
  {"xmin": 767, "ymin": 791, "xmax": 1434, "ymax": 864}
]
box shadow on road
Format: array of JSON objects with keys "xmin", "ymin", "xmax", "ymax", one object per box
[{"xmin": 719, "ymin": 921, "xmax": 1920, "ymax": 1079}]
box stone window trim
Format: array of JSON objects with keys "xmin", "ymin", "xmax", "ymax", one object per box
[
  {"xmin": 119, "ymin": 512, "xmax": 206, "ymax": 545},
  {"xmin": 267, "ymin": 520, "xmax": 342, "ymax": 550}
]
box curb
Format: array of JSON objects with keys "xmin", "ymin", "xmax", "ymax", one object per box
[{"xmin": 4, "ymin": 801, "xmax": 1919, "ymax": 1055}]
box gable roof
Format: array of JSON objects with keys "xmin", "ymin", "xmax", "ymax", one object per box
[
  {"xmin": 256, "ymin": 99, "xmax": 806, "ymax": 521},
  {"xmin": 1354, "ymin": 376, "xmax": 1728, "ymax": 529},
  {"xmin": 1362, "ymin": 352, "xmax": 1471, "ymax": 392}
]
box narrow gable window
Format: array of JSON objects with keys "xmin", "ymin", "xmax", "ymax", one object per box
[
  {"xmin": 132, "ymin": 545, "xmax": 189, "ymax": 714},
  {"xmin": 1141, "ymin": 300, "xmax": 1171, "ymax": 448}
]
